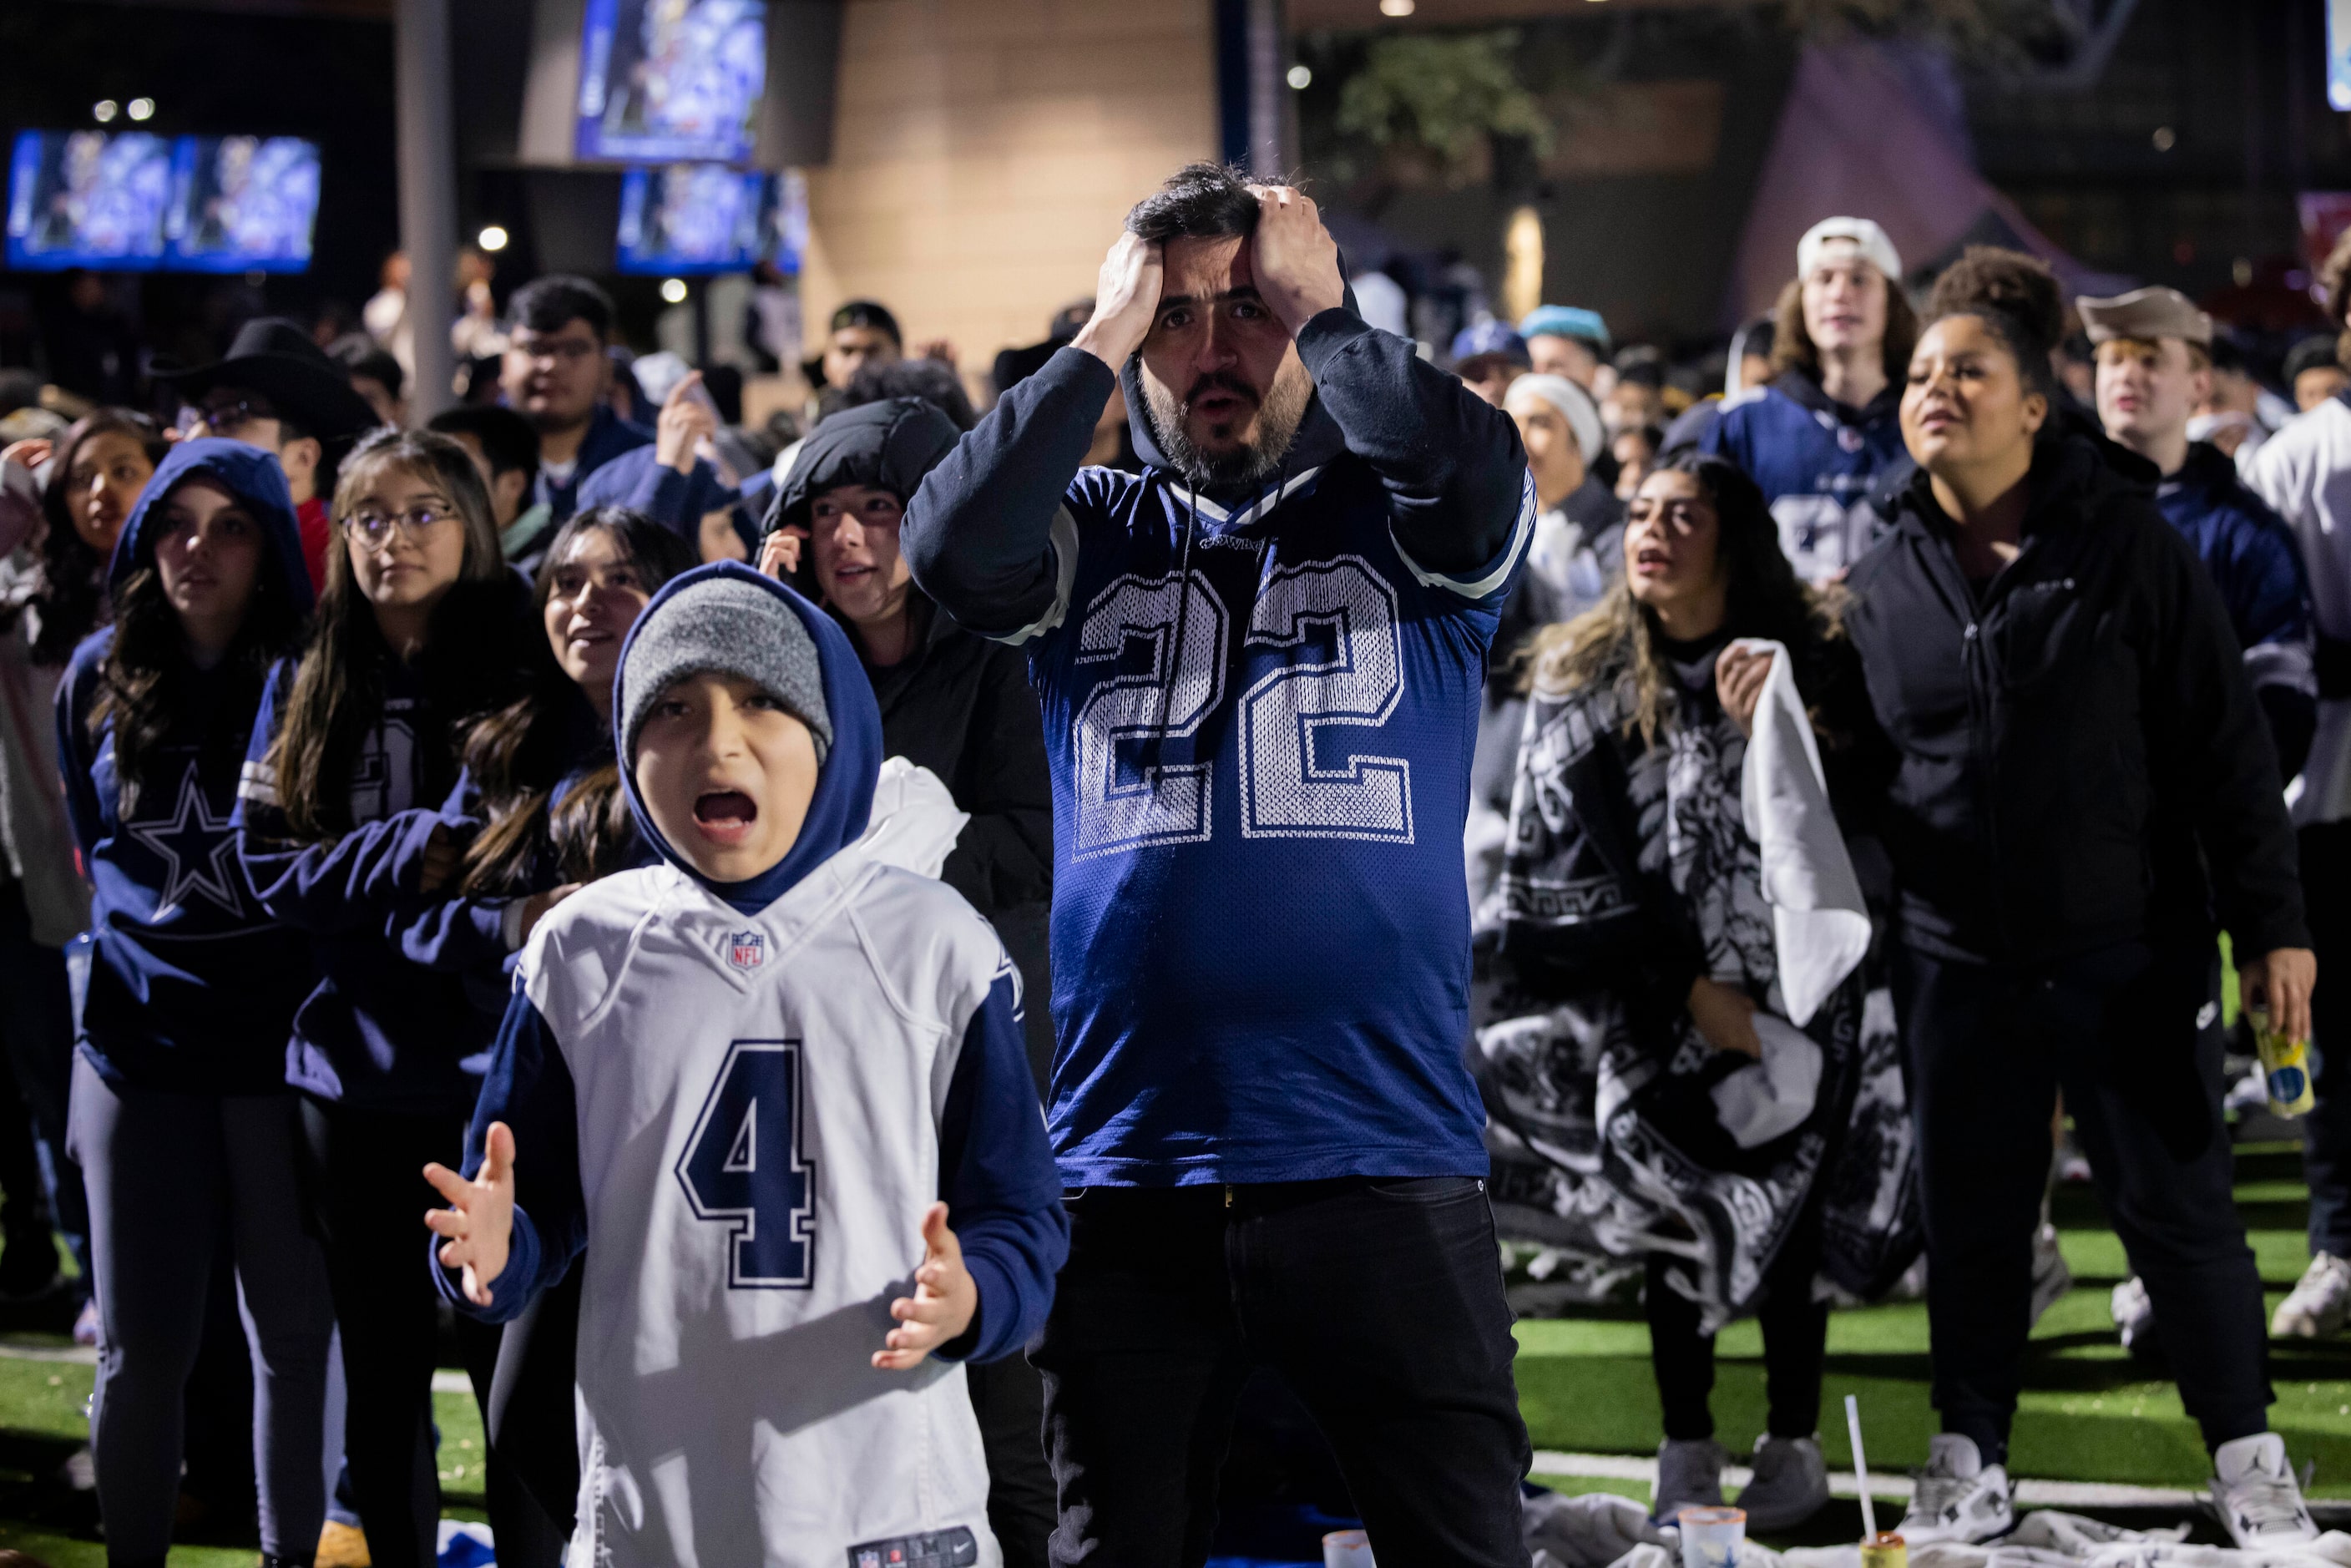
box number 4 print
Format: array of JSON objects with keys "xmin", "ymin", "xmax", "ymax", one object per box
[{"xmin": 676, "ymin": 1040, "xmax": 816, "ymax": 1289}]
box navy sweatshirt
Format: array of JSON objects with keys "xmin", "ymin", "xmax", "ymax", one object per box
[
  {"xmin": 55, "ymin": 440, "xmax": 316, "ymax": 1095},
  {"xmin": 233, "ymin": 579, "xmax": 531, "ymax": 1115},
  {"xmin": 437, "ymin": 564, "xmax": 1066, "ymax": 1363}
]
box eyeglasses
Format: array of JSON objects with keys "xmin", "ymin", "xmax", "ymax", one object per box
[
  {"xmin": 511, "ymin": 336, "xmax": 600, "ymax": 365},
  {"xmin": 342, "ymin": 503, "xmax": 458, "ymax": 545}
]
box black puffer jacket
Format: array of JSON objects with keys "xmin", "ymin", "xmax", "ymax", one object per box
[{"xmin": 1843, "ymin": 427, "xmax": 2307, "ymax": 964}]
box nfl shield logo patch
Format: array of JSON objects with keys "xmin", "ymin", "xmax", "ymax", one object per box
[{"xmin": 726, "ymin": 930, "xmax": 766, "ymax": 973}]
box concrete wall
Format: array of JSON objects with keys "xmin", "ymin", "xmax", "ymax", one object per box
[{"xmin": 795, "ymin": 0, "xmax": 1219, "ymax": 379}]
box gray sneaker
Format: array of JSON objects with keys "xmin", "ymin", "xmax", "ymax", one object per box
[
  {"xmin": 1737, "ymin": 1434, "xmax": 1830, "ymax": 1532},
  {"xmin": 1652, "ymin": 1438, "xmax": 1729, "ymax": 1522}
]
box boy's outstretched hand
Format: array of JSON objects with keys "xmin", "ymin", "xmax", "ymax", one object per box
[
  {"xmin": 424, "ymin": 1120, "xmax": 516, "ymax": 1308},
  {"xmin": 874, "ymin": 1202, "xmax": 977, "ymax": 1371}
]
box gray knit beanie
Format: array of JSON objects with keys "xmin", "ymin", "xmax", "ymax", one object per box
[{"xmin": 619, "ymin": 577, "xmax": 832, "ymax": 766}]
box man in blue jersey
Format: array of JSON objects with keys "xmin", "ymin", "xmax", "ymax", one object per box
[
  {"xmin": 904, "ymin": 163, "xmax": 1536, "ymax": 1566},
  {"xmin": 1702, "ymin": 217, "xmax": 1915, "ymax": 583}
]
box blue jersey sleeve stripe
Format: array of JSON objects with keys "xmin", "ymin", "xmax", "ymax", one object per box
[{"xmin": 1390, "ymin": 469, "xmax": 1536, "ymax": 600}]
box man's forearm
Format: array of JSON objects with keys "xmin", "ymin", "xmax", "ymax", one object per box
[
  {"xmin": 1294, "ymin": 309, "xmax": 1529, "ymax": 575},
  {"xmin": 903, "ymin": 347, "xmax": 1114, "ymax": 637}
]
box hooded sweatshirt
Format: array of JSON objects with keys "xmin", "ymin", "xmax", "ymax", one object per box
[
  {"xmin": 234, "ymin": 572, "xmax": 532, "ymax": 1115},
  {"xmin": 902, "ymin": 306, "xmax": 1533, "ymax": 1186},
  {"xmin": 55, "ymin": 439, "xmax": 316, "ymax": 1094},
  {"xmin": 1702, "ymin": 365, "xmax": 1907, "ymax": 584},
  {"xmin": 440, "ymin": 564, "xmax": 1064, "ymax": 1567}
]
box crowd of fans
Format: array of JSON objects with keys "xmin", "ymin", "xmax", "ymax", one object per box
[{"xmin": 3, "ymin": 164, "xmax": 2351, "ymax": 1565}]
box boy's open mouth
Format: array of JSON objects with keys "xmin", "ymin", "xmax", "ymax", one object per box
[{"xmin": 692, "ymin": 790, "xmax": 758, "ymax": 845}]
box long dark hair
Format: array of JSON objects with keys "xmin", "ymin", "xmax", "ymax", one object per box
[
  {"xmin": 89, "ymin": 475, "xmax": 309, "ymax": 813},
  {"xmin": 265, "ymin": 427, "xmax": 518, "ymax": 841},
  {"xmin": 30, "ymin": 410, "xmax": 169, "ymax": 667},
  {"xmin": 1526, "ymin": 452, "xmax": 1841, "ymax": 745},
  {"xmin": 456, "ymin": 507, "xmax": 698, "ymax": 895}
]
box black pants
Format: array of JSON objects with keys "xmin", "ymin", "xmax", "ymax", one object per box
[
  {"xmin": 297, "ymin": 1099, "xmax": 566, "ymax": 1568},
  {"xmin": 1894, "ymin": 941, "xmax": 2269, "ymax": 1461},
  {"xmin": 1033, "ymin": 1179, "xmax": 1531, "ymax": 1568},
  {"xmin": 2299, "ymin": 824, "xmax": 2351, "ymax": 1257},
  {"xmin": 1646, "ymin": 1211, "xmax": 1829, "ymax": 1445},
  {"xmin": 968, "ymin": 1350, "xmax": 1056, "ymax": 1567},
  {"xmin": 0, "ymin": 883, "xmax": 87, "ymax": 1276},
  {"xmin": 484, "ymin": 1257, "xmax": 582, "ymax": 1541}
]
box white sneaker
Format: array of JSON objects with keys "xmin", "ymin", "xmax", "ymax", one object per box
[
  {"xmin": 2029, "ymin": 1222, "xmax": 2071, "ymax": 1327},
  {"xmin": 1896, "ymin": 1434, "xmax": 2013, "ymax": 1545},
  {"xmin": 2272, "ymin": 1253, "xmax": 2351, "ymax": 1338},
  {"xmin": 2111, "ymin": 1275, "xmax": 2161, "ymax": 1358},
  {"xmin": 2210, "ymin": 1433, "xmax": 2317, "ymax": 1550},
  {"xmin": 1737, "ymin": 1434, "xmax": 1831, "ymax": 1532},
  {"xmin": 1651, "ymin": 1438, "xmax": 1727, "ymax": 1522}
]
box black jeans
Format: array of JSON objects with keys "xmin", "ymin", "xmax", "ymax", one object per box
[
  {"xmin": 1646, "ymin": 1211, "xmax": 1829, "ymax": 1445},
  {"xmin": 968, "ymin": 1349, "xmax": 1056, "ymax": 1567},
  {"xmin": 1894, "ymin": 941, "xmax": 2269, "ymax": 1461},
  {"xmin": 2299, "ymin": 824, "xmax": 2351, "ymax": 1257},
  {"xmin": 1033, "ymin": 1178, "xmax": 1531, "ymax": 1568},
  {"xmin": 297, "ymin": 1099, "xmax": 567, "ymax": 1568}
]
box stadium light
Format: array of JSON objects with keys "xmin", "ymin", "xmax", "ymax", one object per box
[
  {"xmin": 1287, "ymin": 64, "xmax": 1312, "ymax": 89},
  {"xmin": 477, "ymin": 225, "xmax": 509, "ymax": 253},
  {"xmin": 93, "ymin": 100, "xmax": 118, "ymax": 124},
  {"xmin": 126, "ymin": 99, "xmax": 154, "ymax": 122},
  {"xmin": 660, "ymin": 278, "xmax": 689, "ymax": 304}
]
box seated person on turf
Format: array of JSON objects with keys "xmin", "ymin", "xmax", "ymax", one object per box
[{"xmin": 422, "ymin": 560, "xmax": 1067, "ymax": 1566}]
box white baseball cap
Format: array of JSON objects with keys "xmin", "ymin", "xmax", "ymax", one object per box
[{"xmin": 1797, "ymin": 218, "xmax": 1903, "ymax": 287}]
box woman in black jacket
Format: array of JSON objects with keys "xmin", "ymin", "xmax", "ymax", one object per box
[
  {"xmin": 1843, "ymin": 248, "xmax": 2315, "ymax": 1550},
  {"xmin": 760, "ymin": 395, "xmax": 1058, "ymax": 1567}
]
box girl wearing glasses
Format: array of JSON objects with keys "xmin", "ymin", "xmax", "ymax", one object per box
[
  {"xmin": 54, "ymin": 439, "xmax": 331, "ymax": 1568},
  {"xmin": 1483, "ymin": 453, "xmax": 1909, "ymax": 1531},
  {"xmin": 234, "ymin": 427, "xmax": 538, "ymax": 1568}
]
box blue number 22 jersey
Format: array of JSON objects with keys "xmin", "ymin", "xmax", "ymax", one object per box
[{"xmin": 907, "ymin": 318, "xmax": 1534, "ymax": 1187}]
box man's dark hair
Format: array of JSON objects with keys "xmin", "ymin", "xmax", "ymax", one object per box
[
  {"xmin": 428, "ymin": 404, "xmax": 543, "ymax": 483},
  {"xmin": 827, "ymin": 299, "xmax": 901, "ymax": 346},
  {"xmin": 327, "ymin": 332, "xmax": 404, "ymax": 400},
  {"xmin": 1125, "ymin": 162, "xmax": 1262, "ymax": 244},
  {"xmin": 837, "ymin": 357, "xmax": 976, "ymax": 431},
  {"xmin": 2286, "ymin": 333, "xmax": 2341, "ymax": 384},
  {"xmin": 508, "ymin": 275, "xmax": 615, "ymax": 341}
]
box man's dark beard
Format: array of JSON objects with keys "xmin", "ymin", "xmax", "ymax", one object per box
[{"xmin": 1140, "ymin": 365, "xmax": 1312, "ymax": 491}]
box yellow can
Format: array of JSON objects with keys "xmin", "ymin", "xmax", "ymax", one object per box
[
  {"xmin": 2252, "ymin": 1009, "xmax": 2317, "ymax": 1118},
  {"xmin": 1859, "ymin": 1533, "xmax": 1907, "ymax": 1568}
]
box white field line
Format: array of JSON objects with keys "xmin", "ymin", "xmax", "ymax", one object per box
[{"xmin": 1529, "ymin": 1451, "xmax": 2206, "ymax": 1510}]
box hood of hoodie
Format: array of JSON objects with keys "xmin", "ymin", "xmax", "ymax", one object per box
[
  {"xmin": 613, "ymin": 561, "xmax": 883, "ymax": 915},
  {"xmin": 107, "ymin": 437, "xmax": 316, "ymax": 617},
  {"xmin": 1118, "ymin": 278, "xmax": 1363, "ymax": 513},
  {"xmin": 769, "ymin": 396, "xmax": 963, "ymax": 536}
]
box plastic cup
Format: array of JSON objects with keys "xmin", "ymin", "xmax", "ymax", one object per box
[
  {"xmin": 1859, "ymin": 1533, "xmax": 1907, "ymax": 1568},
  {"xmin": 1678, "ymin": 1506, "xmax": 1747, "ymax": 1568},
  {"xmin": 1324, "ymin": 1530, "xmax": 1376, "ymax": 1568}
]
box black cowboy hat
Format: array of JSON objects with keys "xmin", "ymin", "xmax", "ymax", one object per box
[{"xmin": 154, "ymin": 316, "xmax": 382, "ymax": 441}]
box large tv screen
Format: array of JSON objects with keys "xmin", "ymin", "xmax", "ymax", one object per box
[
  {"xmin": 6, "ymin": 130, "xmax": 174, "ymax": 271},
  {"xmin": 575, "ymin": 0, "xmax": 766, "ymax": 164},
  {"xmin": 164, "ymin": 136, "xmax": 321, "ymax": 273},
  {"xmin": 615, "ymin": 164, "xmax": 806, "ymax": 276}
]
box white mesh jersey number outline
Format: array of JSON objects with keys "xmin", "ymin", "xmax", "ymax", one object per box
[
  {"xmin": 1069, "ymin": 570, "xmax": 1228, "ymax": 859},
  {"xmin": 1238, "ymin": 554, "xmax": 1413, "ymax": 842}
]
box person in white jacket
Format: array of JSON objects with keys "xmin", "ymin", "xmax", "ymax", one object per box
[{"xmin": 423, "ymin": 563, "xmax": 1067, "ymax": 1568}]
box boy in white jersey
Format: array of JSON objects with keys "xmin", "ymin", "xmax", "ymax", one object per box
[{"xmin": 422, "ymin": 562, "xmax": 1067, "ymax": 1568}]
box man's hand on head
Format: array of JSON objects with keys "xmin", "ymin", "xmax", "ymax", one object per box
[
  {"xmin": 1247, "ymin": 186, "xmax": 1344, "ymax": 337},
  {"xmin": 1072, "ymin": 232, "xmax": 1164, "ymax": 372}
]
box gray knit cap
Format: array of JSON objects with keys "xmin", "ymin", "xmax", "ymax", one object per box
[{"xmin": 619, "ymin": 577, "xmax": 832, "ymax": 766}]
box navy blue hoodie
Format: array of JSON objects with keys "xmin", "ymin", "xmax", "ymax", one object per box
[
  {"xmin": 234, "ymin": 567, "xmax": 532, "ymax": 1115},
  {"xmin": 442, "ymin": 564, "xmax": 1066, "ymax": 1362},
  {"xmin": 56, "ymin": 439, "xmax": 316, "ymax": 1094}
]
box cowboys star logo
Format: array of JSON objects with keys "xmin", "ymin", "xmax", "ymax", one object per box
[{"xmin": 126, "ymin": 765, "xmax": 245, "ymax": 920}]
